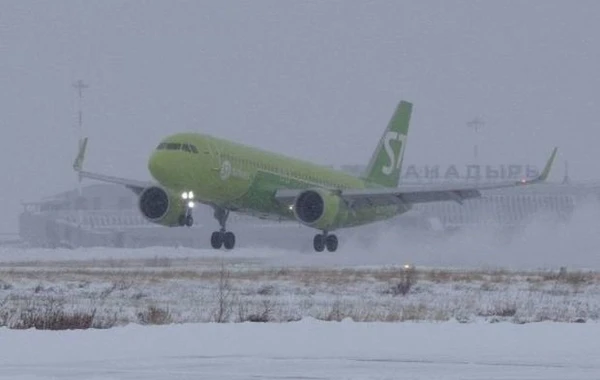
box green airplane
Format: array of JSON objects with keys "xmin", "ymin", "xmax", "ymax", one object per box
[{"xmin": 73, "ymin": 101, "xmax": 557, "ymax": 252}]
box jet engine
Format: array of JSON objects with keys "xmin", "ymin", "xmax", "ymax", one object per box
[
  {"xmin": 138, "ymin": 186, "xmax": 187, "ymax": 226},
  {"xmin": 293, "ymin": 189, "xmax": 349, "ymax": 230}
]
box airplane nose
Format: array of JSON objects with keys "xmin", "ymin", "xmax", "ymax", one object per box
[{"xmin": 148, "ymin": 152, "xmax": 166, "ymax": 181}]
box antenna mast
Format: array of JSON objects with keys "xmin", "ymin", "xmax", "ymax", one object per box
[
  {"xmin": 72, "ymin": 80, "xmax": 89, "ymax": 226},
  {"xmin": 73, "ymin": 80, "xmax": 89, "ymax": 143},
  {"xmin": 467, "ymin": 117, "xmax": 485, "ymax": 160}
]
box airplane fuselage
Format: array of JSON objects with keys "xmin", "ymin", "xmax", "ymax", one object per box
[
  {"xmin": 148, "ymin": 132, "xmax": 407, "ymax": 229},
  {"xmin": 73, "ymin": 100, "xmax": 555, "ymax": 252}
]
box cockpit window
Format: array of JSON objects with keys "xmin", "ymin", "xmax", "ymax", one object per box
[
  {"xmin": 155, "ymin": 142, "xmax": 198, "ymax": 153},
  {"xmin": 166, "ymin": 143, "xmax": 182, "ymax": 150}
]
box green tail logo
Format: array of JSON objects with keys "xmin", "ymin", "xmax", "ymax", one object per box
[{"xmin": 363, "ymin": 101, "xmax": 413, "ymax": 188}]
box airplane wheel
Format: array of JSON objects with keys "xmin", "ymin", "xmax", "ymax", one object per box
[
  {"xmin": 185, "ymin": 215, "xmax": 194, "ymax": 227},
  {"xmin": 210, "ymin": 231, "xmax": 223, "ymax": 249},
  {"xmin": 223, "ymin": 231, "xmax": 236, "ymax": 250},
  {"xmin": 326, "ymin": 234, "xmax": 338, "ymax": 252},
  {"xmin": 313, "ymin": 234, "xmax": 325, "ymax": 252}
]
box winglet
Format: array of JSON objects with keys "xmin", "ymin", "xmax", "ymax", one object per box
[
  {"xmin": 537, "ymin": 146, "xmax": 558, "ymax": 182},
  {"xmin": 521, "ymin": 146, "xmax": 557, "ymax": 184},
  {"xmin": 73, "ymin": 137, "xmax": 88, "ymax": 172}
]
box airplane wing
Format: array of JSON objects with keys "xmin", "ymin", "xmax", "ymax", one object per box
[
  {"xmin": 73, "ymin": 137, "xmax": 155, "ymax": 195},
  {"xmin": 275, "ymin": 147, "xmax": 558, "ymax": 209}
]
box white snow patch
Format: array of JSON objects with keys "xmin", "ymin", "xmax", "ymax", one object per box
[{"xmin": 0, "ymin": 320, "xmax": 599, "ymax": 379}]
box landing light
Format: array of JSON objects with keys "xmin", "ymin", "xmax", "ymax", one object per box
[
  {"xmin": 288, "ymin": 205, "xmax": 294, "ymax": 211},
  {"xmin": 181, "ymin": 191, "xmax": 195, "ymax": 200},
  {"xmin": 188, "ymin": 201, "xmax": 195, "ymax": 208}
]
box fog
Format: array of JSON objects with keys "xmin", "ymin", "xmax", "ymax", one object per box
[
  {"xmin": 355, "ymin": 200, "xmax": 600, "ymax": 270},
  {"xmin": 2, "ymin": 1, "xmax": 600, "ymax": 241}
]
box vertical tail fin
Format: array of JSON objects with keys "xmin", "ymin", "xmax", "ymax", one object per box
[{"xmin": 363, "ymin": 101, "xmax": 413, "ymax": 188}]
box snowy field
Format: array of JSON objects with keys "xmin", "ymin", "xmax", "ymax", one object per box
[
  {"xmin": 1, "ymin": 319, "xmax": 600, "ymax": 379},
  {"xmin": 2, "ymin": 205, "xmax": 600, "ymax": 378},
  {"xmin": 0, "ymin": 245, "xmax": 598, "ymax": 327}
]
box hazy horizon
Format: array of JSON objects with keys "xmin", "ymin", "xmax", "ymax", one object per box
[{"xmin": 2, "ymin": 1, "xmax": 600, "ymax": 232}]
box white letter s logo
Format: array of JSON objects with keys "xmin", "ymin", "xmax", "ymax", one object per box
[{"xmin": 381, "ymin": 132, "xmax": 406, "ymax": 175}]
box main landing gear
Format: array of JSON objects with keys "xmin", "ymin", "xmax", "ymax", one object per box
[
  {"xmin": 313, "ymin": 232, "xmax": 338, "ymax": 252},
  {"xmin": 210, "ymin": 208, "xmax": 236, "ymax": 250}
]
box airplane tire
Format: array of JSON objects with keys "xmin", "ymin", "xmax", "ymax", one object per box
[
  {"xmin": 313, "ymin": 234, "xmax": 325, "ymax": 252},
  {"xmin": 185, "ymin": 215, "xmax": 194, "ymax": 227},
  {"xmin": 325, "ymin": 234, "xmax": 338, "ymax": 252},
  {"xmin": 223, "ymin": 232, "xmax": 236, "ymax": 250},
  {"xmin": 211, "ymin": 231, "xmax": 223, "ymax": 249}
]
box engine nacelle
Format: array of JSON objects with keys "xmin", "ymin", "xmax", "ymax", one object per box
[
  {"xmin": 138, "ymin": 186, "xmax": 186, "ymax": 227},
  {"xmin": 293, "ymin": 189, "xmax": 349, "ymax": 230}
]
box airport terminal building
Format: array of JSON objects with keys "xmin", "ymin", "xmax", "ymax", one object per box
[{"xmin": 17, "ymin": 164, "xmax": 599, "ymax": 250}]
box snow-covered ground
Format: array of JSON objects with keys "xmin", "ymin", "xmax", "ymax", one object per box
[
  {"xmin": 2, "ymin": 205, "xmax": 600, "ymax": 378},
  {"xmin": 1, "ymin": 319, "xmax": 599, "ymax": 379},
  {"xmin": 0, "ymin": 244, "xmax": 598, "ymax": 326}
]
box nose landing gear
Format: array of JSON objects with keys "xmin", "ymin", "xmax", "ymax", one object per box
[{"xmin": 178, "ymin": 203, "xmax": 194, "ymax": 227}]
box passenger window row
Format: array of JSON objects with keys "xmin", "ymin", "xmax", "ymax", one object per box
[
  {"xmin": 221, "ymin": 153, "xmax": 347, "ymax": 189},
  {"xmin": 156, "ymin": 142, "xmax": 199, "ymax": 154}
]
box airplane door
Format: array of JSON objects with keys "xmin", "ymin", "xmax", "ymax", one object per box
[{"xmin": 199, "ymin": 139, "xmax": 217, "ymax": 165}]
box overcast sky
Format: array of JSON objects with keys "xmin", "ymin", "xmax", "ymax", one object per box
[{"xmin": 1, "ymin": 1, "xmax": 600, "ymax": 232}]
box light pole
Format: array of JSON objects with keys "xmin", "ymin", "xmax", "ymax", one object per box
[
  {"xmin": 467, "ymin": 117, "xmax": 484, "ymax": 161},
  {"xmin": 73, "ymin": 80, "xmax": 89, "ymax": 143},
  {"xmin": 72, "ymin": 80, "xmax": 89, "ymax": 226}
]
